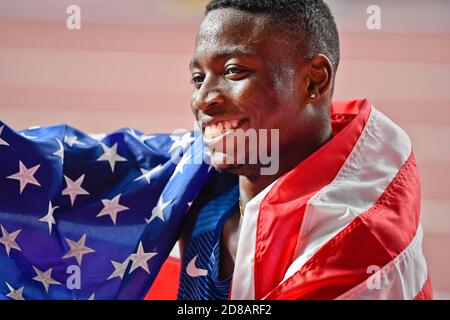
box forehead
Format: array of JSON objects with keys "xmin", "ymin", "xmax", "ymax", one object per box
[{"xmin": 192, "ymin": 8, "xmax": 274, "ymax": 64}]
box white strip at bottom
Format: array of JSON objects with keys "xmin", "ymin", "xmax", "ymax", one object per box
[{"xmin": 336, "ymin": 225, "xmax": 428, "ymax": 300}]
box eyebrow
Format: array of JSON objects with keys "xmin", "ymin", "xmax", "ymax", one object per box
[{"xmin": 189, "ymin": 47, "xmax": 257, "ymax": 70}]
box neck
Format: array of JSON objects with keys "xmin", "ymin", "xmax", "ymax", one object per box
[{"xmin": 239, "ymin": 127, "xmax": 332, "ymax": 207}]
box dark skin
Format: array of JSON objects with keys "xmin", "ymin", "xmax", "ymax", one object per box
[{"xmin": 181, "ymin": 8, "xmax": 334, "ymax": 280}]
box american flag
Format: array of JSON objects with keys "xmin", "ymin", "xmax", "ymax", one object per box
[
  {"xmin": 230, "ymin": 100, "xmax": 433, "ymax": 300},
  {"xmin": 0, "ymin": 121, "xmax": 213, "ymax": 300}
]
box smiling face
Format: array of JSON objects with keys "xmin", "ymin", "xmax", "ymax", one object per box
[{"xmin": 190, "ymin": 8, "xmax": 329, "ymax": 177}]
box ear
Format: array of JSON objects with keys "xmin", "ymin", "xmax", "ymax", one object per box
[{"xmin": 304, "ymin": 54, "xmax": 333, "ymax": 103}]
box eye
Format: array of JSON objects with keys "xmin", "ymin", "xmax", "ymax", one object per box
[
  {"xmin": 191, "ymin": 73, "xmax": 205, "ymax": 88},
  {"xmin": 224, "ymin": 65, "xmax": 249, "ymax": 80}
]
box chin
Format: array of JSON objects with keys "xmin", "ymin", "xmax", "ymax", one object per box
[{"xmin": 208, "ymin": 151, "xmax": 260, "ymax": 177}]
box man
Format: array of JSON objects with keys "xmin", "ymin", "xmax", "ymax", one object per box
[
  {"xmin": 0, "ymin": 0, "xmax": 432, "ymax": 301},
  {"xmin": 177, "ymin": 0, "xmax": 432, "ymax": 300}
]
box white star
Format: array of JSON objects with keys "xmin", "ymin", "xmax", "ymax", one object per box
[
  {"xmin": 128, "ymin": 242, "xmax": 157, "ymax": 274},
  {"xmin": 169, "ymin": 132, "xmax": 195, "ymax": 154},
  {"xmin": 107, "ymin": 257, "xmax": 130, "ymax": 280},
  {"xmin": 64, "ymin": 135, "xmax": 85, "ymax": 147},
  {"xmin": 146, "ymin": 196, "xmax": 172, "ymax": 224},
  {"xmin": 187, "ymin": 201, "xmax": 193, "ymax": 208},
  {"xmin": 173, "ymin": 155, "xmax": 192, "ymax": 177},
  {"xmin": 32, "ymin": 266, "xmax": 61, "ymax": 293},
  {"xmin": 0, "ymin": 225, "xmax": 22, "ymax": 257},
  {"xmin": 204, "ymin": 153, "xmax": 216, "ymax": 173},
  {"xmin": 62, "ymin": 174, "xmax": 89, "ymax": 206},
  {"xmin": 207, "ymin": 163, "xmax": 215, "ymax": 173},
  {"xmin": 88, "ymin": 293, "xmax": 95, "ymax": 300},
  {"xmin": 134, "ymin": 164, "xmax": 163, "ymax": 184},
  {"xmin": 7, "ymin": 161, "xmax": 41, "ymax": 194},
  {"xmin": 5, "ymin": 282, "xmax": 25, "ymax": 300},
  {"xmin": 96, "ymin": 194, "xmax": 129, "ymax": 225},
  {"xmin": 20, "ymin": 132, "xmax": 38, "ymax": 140},
  {"xmin": 0, "ymin": 125, "xmax": 9, "ymax": 146},
  {"xmin": 127, "ymin": 128, "xmax": 141, "ymax": 140},
  {"xmin": 96, "ymin": 143, "xmax": 127, "ymax": 173},
  {"xmin": 88, "ymin": 133, "xmax": 106, "ymax": 141},
  {"xmin": 62, "ymin": 234, "xmax": 95, "ymax": 266},
  {"xmin": 39, "ymin": 201, "xmax": 59, "ymax": 235},
  {"xmin": 140, "ymin": 134, "xmax": 155, "ymax": 143},
  {"xmin": 53, "ymin": 138, "xmax": 64, "ymax": 163}
]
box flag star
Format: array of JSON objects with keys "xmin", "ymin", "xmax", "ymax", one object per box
[
  {"xmin": 128, "ymin": 242, "xmax": 157, "ymax": 274},
  {"xmin": 187, "ymin": 201, "xmax": 193, "ymax": 208},
  {"xmin": 140, "ymin": 134, "xmax": 155, "ymax": 143},
  {"xmin": 53, "ymin": 138, "xmax": 64, "ymax": 163},
  {"xmin": 64, "ymin": 135, "xmax": 85, "ymax": 147},
  {"xmin": 146, "ymin": 196, "xmax": 172, "ymax": 224},
  {"xmin": 5, "ymin": 282, "xmax": 25, "ymax": 300},
  {"xmin": 134, "ymin": 164, "xmax": 163, "ymax": 184},
  {"xmin": 107, "ymin": 257, "xmax": 130, "ymax": 280},
  {"xmin": 0, "ymin": 225, "xmax": 22, "ymax": 257},
  {"xmin": 39, "ymin": 201, "xmax": 59, "ymax": 235},
  {"xmin": 169, "ymin": 132, "xmax": 195, "ymax": 154},
  {"xmin": 173, "ymin": 155, "xmax": 192, "ymax": 177},
  {"xmin": 96, "ymin": 143, "xmax": 127, "ymax": 173},
  {"xmin": 20, "ymin": 132, "xmax": 38, "ymax": 140},
  {"xmin": 88, "ymin": 293, "xmax": 95, "ymax": 300},
  {"xmin": 204, "ymin": 153, "xmax": 216, "ymax": 173},
  {"xmin": 88, "ymin": 133, "xmax": 106, "ymax": 141},
  {"xmin": 96, "ymin": 194, "xmax": 129, "ymax": 225},
  {"xmin": 7, "ymin": 161, "xmax": 41, "ymax": 194},
  {"xmin": 62, "ymin": 174, "xmax": 89, "ymax": 206},
  {"xmin": 127, "ymin": 128, "xmax": 141, "ymax": 140},
  {"xmin": 0, "ymin": 125, "xmax": 9, "ymax": 146},
  {"xmin": 32, "ymin": 266, "xmax": 61, "ymax": 293},
  {"xmin": 62, "ymin": 234, "xmax": 95, "ymax": 266}
]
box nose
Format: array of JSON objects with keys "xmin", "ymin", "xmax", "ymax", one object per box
[{"xmin": 192, "ymin": 81, "xmax": 225, "ymax": 112}]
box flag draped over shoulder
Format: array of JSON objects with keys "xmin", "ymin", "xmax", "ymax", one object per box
[
  {"xmin": 0, "ymin": 121, "xmax": 212, "ymax": 300},
  {"xmin": 230, "ymin": 99, "xmax": 433, "ymax": 300}
]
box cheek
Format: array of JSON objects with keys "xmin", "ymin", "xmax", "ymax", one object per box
[{"xmin": 230, "ymin": 81, "xmax": 279, "ymax": 121}]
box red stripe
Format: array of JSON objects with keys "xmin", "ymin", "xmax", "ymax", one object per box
[
  {"xmin": 145, "ymin": 256, "xmax": 180, "ymax": 300},
  {"xmin": 253, "ymin": 100, "xmax": 372, "ymax": 299},
  {"xmin": 264, "ymin": 153, "xmax": 421, "ymax": 300},
  {"xmin": 414, "ymin": 276, "xmax": 433, "ymax": 300}
]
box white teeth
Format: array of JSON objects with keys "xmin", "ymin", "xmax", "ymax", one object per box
[{"xmin": 204, "ymin": 120, "xmax": 242, "ymax": 139}]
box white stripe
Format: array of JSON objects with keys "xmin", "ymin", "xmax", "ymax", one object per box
[
  {"xmin": 169, "ymin": 242, "xmax": 180, "ymax": 259},
  {"xmin": 282, "ymin": 107, "xmax": 412, "ymax": 282},
  {"xmin": 336, "ymin": 225, "xmax": 428, "ymax": 300},
  {"xmin": 230, "ymin": 179, "xmax": 279, "ymax": 300}
]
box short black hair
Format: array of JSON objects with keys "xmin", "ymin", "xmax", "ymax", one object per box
[{"xmin": 205, "ymin": 0, "xmax": 340, "ymax": 73}]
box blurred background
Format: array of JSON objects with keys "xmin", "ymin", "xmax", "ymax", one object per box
[{"xmin": 0, "ymin": 0, "xmax": 449, "ymax": 299}]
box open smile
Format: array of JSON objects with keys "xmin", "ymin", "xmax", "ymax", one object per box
[{"xmin": 201, "ymin": 118, "xmax": 248, "ymax": 148}]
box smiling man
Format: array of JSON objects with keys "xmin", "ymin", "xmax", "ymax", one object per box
[
  {"xmin": 0, "ymin": 0, "xmax": 433, "ymax": 301},
  {"xmin": 177, "ymin": 0, "xmax": 432, "ymax": 300}
]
